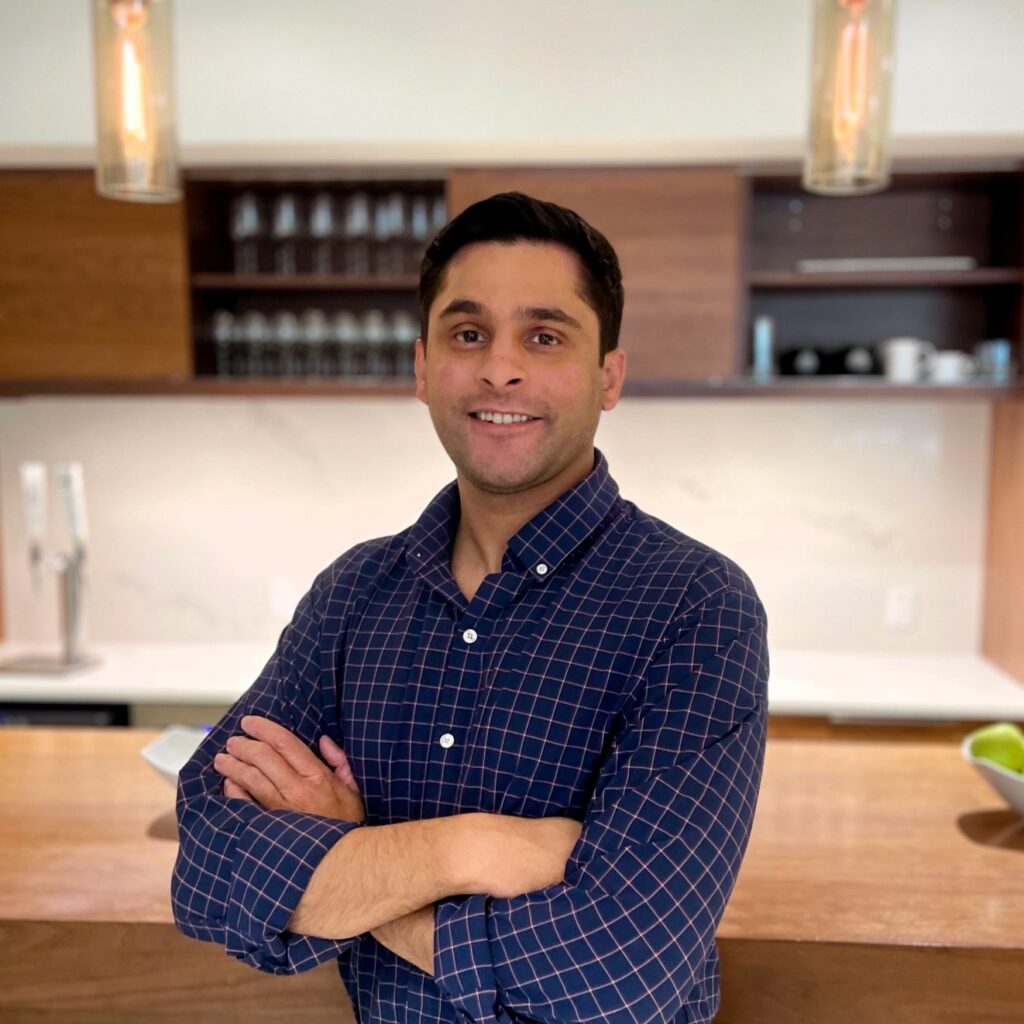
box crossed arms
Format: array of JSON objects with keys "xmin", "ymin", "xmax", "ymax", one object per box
[
  {"xmin": 210, "ymin": 716, "xmax": 581, "ymax": 974},
  {"xmin": 171, "ymin": 575, "xmax": 768, "ymax": 1024}
]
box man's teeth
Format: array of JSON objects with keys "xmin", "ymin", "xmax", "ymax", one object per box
[{"xmin": 472, "ymin": 412, "xmax": 536, "ymax": 424}]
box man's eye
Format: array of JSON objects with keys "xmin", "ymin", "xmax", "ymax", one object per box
[
  {"xmin": 530, "ymin": 332, "xmax": 560, "ymax": 347},
  {"xmin": 454, "ymin": 329, "xmax": 484, "ymax": 343}
]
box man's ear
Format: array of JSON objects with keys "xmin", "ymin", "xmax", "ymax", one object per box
[
  {"xmin": 414, "ymin": 337, "xmax": 428, "ymax": 405},
  {"xmin": 600, "ymin": 347, "xmax": 626, "ymax": 411}
]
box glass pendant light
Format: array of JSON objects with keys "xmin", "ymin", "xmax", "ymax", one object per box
[
  {"xmin": 803, "ymin": 0, "xmax": 896, "ymax": 196},
  {"xmin": 93, "ymin": 0, "xmax": 181, "ymax": 203}
]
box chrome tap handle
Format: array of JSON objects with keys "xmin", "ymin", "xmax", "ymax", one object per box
[{"xmin": 57, "ymin": 546, "xmax": 87, "ymax": 665}]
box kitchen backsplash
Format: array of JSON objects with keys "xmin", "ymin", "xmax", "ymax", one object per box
[{"xmin": 0, "ymin": 396, "xmax": 990, "ymax": 653}]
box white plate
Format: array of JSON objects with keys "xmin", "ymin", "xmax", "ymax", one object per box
[
  {"xmin": 140, "ymin": 725, "xmax": 211, "ymax": 786},
  {"xmin": 961, "ymin": 727, "xmax": 1024, "ymax": 818}
]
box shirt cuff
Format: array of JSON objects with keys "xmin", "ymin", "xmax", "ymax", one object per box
[
  {"xmin": 433, "ymin": 893, "xmax": 499, "ymax": 1023},
  {"xmin": 224, "ymin": 809, "xmax": 366, "ymax": 973}
]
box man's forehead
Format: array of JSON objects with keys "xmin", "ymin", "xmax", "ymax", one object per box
[{"xmin": 433, "ymin": 242, "xmax": 594, "ymax": 324}]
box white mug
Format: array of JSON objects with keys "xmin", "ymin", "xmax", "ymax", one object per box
[
  {"xmin": 926, "ymin": 349, "xmax": 977, "ymax": 384},
  {"xmin": 881, "ymin": 337, "xmax": 935, "ymax": 383}
]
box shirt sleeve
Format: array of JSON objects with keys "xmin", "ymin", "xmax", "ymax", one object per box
[
  {"xmin": 433, "ymin": 582, "xmax": 769, "ymax": 1024},
  {"xmin": 170, "ymin": 562, "xmax": 368, "ymax": 975}
]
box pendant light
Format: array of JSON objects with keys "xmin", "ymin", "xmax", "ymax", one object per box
[
  {"xmin": 803, "ymin": 0, "xmax": 896, "ymax": 196},
  {"xmin": 92, "ymin": 0, "xmax": 181, "ymax": 203}
]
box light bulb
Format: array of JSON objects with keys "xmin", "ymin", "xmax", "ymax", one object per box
[
  {"xmin": 804, "ymin": 0, "xmax": 896, "ymax": 196},
  {"xmin": 93, "ymin": 0, "xmax": 180, "ymax": 203}
]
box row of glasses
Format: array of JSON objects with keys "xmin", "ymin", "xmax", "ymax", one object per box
[
  {"xmin": 229, "ymin": 190, "xmax": 446, "ymax": 277},
  {"xmin": 211, "ymin": 308, "xmax": 420, "ymax": 379}
]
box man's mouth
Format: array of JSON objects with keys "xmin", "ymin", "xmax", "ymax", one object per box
[{"xmin": 468, "ymin": 410, "xmax": 542, "ymax": 425}]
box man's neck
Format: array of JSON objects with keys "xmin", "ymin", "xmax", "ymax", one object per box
[{"xmin": 452, "ymin": 448, "xmax": 595, "ymax": 575}]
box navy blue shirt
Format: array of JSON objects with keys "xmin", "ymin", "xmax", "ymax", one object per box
[{"xmin": 172, "ymin": 447, "xmax": 769, "ymax": 1024}]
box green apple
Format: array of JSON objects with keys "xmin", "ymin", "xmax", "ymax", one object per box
[{"xmin": 970, "ymin": 721, "xmax": 1024, "ymax": 773}]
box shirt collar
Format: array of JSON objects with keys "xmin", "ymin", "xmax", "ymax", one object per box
[{"xmin": 405, "ymin": 447, "xmax": 621, "ymax": 584}]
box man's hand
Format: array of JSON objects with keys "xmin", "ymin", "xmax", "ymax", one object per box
[{"xmin": 212, "ymin": 714, "xmax": 366, "ymax": 822}]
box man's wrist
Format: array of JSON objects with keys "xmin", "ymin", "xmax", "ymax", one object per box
[
  {"xmin": 371, "ymin": 904, "xmax": 435, "ymax": 975},
  {"xmin": 287, "ymin": 813, "xmax": 480, "ymax": 939},
  {"xmin": 435, "ymin": 812, "xmax": 483, "ymax": 893}
]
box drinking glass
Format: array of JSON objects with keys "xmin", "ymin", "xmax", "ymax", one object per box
[
  {"xmin": 392, "ymin": 310, "xmax": 419, "ymax": 378},
  {"xmin": 211, "ymin": 310, "xmax": 235, "ymax": 376},
  {"xmin": 386, "ymin": 192, "xmax": 409, "ymax": 274},
  {"xmin": 332, "ymin": 310, "xmax": 363, "ymax": 376},
  {"xmin": 342, "ymin": 192, "xmax": 371, "ymax": 276},
  {"xmin": 300, "ymin": 308, "xmax": 329, "ymax": 378},
  {"xmin": 229, "ymin": 192, "xmax": 264, "ymax": 275},
  {"xmin": 271, "ymin": 192, "xmax": 303, "ymax": 276},
  {"xmin": 430, "ymin": 195, "xmax": 448, "ymax": 235},
  {"xmin": 372, "ymin": 195, "xmax": 392, "ymax": 276},
  {"xmin": 273, "ymin": 310, "xmax": 301, "ymax": 375},
  {"xmin": 308, "ymin": 192, "xmax": 335, "ymax": 276},
  {"xmin": 240, "ymin": 310, "xmax": 271, "ymax": 377},
  {"xmin": 409, "ymin": 195, "xmax": 431, "ymax": 273},
  {"xmin": 362, "ymin": 309, "xmax": 392, "ymax": 376}
]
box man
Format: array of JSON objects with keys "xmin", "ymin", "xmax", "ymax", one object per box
[{"xmin": 172, "ymin": 191, "xmax": 769, "ymax": 1024}]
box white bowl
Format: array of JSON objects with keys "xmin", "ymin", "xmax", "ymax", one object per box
[
  {"xmin": 140, "ymin": 725, "xmax": 211, "ymax": 786},
  {"xmin": 961, "ymin": 727, "xmax": 1024, "ymax": 818}
]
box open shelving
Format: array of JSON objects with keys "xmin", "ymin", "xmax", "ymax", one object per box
[{"xmin": 743, "ymin": 166, "xmax": 1024, "ymax": 377}]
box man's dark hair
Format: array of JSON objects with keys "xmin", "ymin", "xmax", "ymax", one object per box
[{"xmin": 417, "ymin": 191, "xmax": 624, "ymax": 364}]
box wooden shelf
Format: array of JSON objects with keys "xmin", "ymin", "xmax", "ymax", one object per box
[
  {"xmin": 0, "ymin": 377, "xmax": 417, "ymax": 397},
  {"xmin": 190, "ymin": 273, "xmax": 421, "ymax": 291},
  {"xmin": 2, "ymin": 376, "xmax": 1020, "ymax": 399},
  {"xmin": 748, "ymin": 268, "xmax": 1024, "ymax": 289},
  {"xmin": 624, "ymin": 377, "xmax": 1024, "ymax": 398}
]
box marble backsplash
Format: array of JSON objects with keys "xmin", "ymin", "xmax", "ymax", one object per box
[{"xmin": 0, "ymin": 395, "xmax": 991, "ymax": 653}]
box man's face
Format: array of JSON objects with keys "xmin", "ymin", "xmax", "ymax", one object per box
[{"xmin": 415, "ymin": 240, "xmax": 626, "ymax": 496}]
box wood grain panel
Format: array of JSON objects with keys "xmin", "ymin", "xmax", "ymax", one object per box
[
  {"xmin": 0, "ymin": 921, "xmax": 354, "ymax": 1024},
  {"xmin": 6, "ymin": 728, "xmax": 1024, "ymax": 1021},
  {"xmin": 446, "ymin": 168, "xmax": 746, "ymax": 380},
  {"xmin": 719, "ymin": 739, "xmax": 1024, "ymax": 950},
  {"xmin": 982, "ymin": 396, "xmax": 1024, "ymax": 682},
  {"xmin": 717, "ymin": 941, "xmax": 1024, "ymax": 1024},
  {"xmin": 767, "ymin": 714, "xmax": 981, "ymax": 743},
  {"xmin": 0, "ymin": 170, "xmax": 190, "ymax": 380}
]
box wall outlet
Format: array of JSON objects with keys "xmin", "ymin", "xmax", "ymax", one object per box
[{"xmin": 883, "ymin": 583, "xmax": 919, "ymax": 631}]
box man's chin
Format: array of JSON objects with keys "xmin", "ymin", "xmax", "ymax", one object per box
[
  {"xmin": 457, "ymin": 450, "xmax": 551, "ymax": 496},
  {"xmin": 463, "ymin": 465, "xmax": 543, "ymax": 496}
]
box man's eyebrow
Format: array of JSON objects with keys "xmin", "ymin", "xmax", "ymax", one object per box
[
  {"xmin": 518, "ymin": 305, "xmax": 583, "ymax": 330},
  {"xmin": 437, "ymin": 298, "xmax": 583, "ymax": 330}
]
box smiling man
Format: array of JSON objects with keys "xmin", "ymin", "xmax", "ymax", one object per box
[{"xmin": 172, "ymin": 192, "xmax": 770, "ymax": 1024}]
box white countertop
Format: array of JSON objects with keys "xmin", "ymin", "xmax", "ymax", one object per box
[{"xmin": 0, "ymin": 642, "xmax": 1022, "ymax": 723}]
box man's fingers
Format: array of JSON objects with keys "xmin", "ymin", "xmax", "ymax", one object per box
[
  {"xmin": 319, "ymin": 735, "xmax": 359, "ymax": 791},
  {"xmin": 225, "ymin": 733, "xmax": 313, "ymax": 798},
  {"xmin": 319, "ymin": 732, "xmax": 344, "ymax": 763},
  {"xmin": 223, "ymin": 777, "xmax": 255, "ymax": 802},
  {"xmin": 213, "ymin": 751, "xmax": 287, "ymax": 809},
  {"xmin": 240, "ymin": 715, "xmax": 326, "ymax": 779}
]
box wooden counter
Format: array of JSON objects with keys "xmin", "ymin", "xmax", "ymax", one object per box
[{"xmin": 1, "ymin": 727, "xmax": 1021, "ymax": 1023}]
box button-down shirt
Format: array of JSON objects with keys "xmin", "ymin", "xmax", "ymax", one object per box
[{"xmin": 172, "ymin": 447, "xmax": 769, "ymax": 1024}]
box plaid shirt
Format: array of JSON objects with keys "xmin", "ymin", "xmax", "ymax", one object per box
[{"xmin": 172, "ymin": 447, "xmax": 769, "ymax": 1024}]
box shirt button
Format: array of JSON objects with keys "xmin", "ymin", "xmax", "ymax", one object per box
[
  {"xmin": 439, "ymin": 732, "xmax": 454, "ymax": 749},
  {"xmin": 462, "ymin": 628, "xmax": 478, "ymax": 644},
  {"xmin": 536, "ymin": 563, "xmax": 549, "ymax": 575}
]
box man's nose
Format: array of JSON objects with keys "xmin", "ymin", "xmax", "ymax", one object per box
[{"xmin": 477, "ymin": 334, "xmax": 525, "ymax": 388}]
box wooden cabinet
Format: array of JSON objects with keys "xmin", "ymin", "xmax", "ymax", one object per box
[
  {"xmin": 2, "ymin": 162, "xmax": 1022, "ymax": 397},
  {"xmin": 447, "ymin": 167, "xmax": 746, "ymax": 381},
  {"xmin": 0, "ymin": 170, "xmax": 190, "ymax": 381},
  {"xmin": 983, "ymin": 396, "xmax": 1024, "ymax": 682}
]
